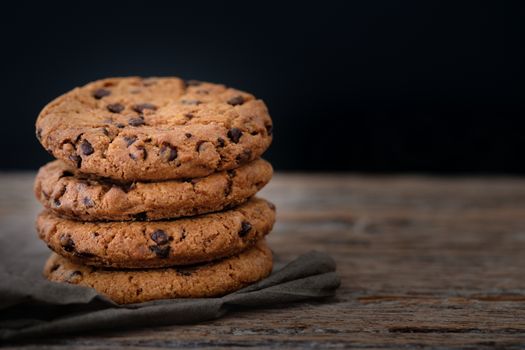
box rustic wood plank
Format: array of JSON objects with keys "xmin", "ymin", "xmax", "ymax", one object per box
[{"xmin": 2, "ymin": 173, "xmax": 525, "ymax": 349}]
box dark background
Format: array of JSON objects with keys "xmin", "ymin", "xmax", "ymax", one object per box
[{"xmin": 2, "ymin": 1, "xmax": 524, "ymax": 173}]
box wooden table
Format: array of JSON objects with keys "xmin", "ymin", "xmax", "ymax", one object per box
[{"xmin": 2, "ymin": 173, "xmax": 525, "ymax": 349}]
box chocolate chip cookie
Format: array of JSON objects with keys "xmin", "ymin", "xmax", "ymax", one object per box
[
  {"xmin": 35, "ymin": 158, "xmax": 272, "ymax": 221},
  {"xmin": 44, "ymin": 239, "xmax": 272, "ymax": 304},
  {"xmin": 37, "ymin": 197, "xmax": 276, "ymax": 268},
  {"xmin": 36, "ymin": 77, "xmax": 273, "ymax": 181}
]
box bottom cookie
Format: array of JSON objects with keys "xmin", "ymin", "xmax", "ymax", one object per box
[{"xmin": 44, "ymin": 240, "xmax": 272, "ymax": 304}]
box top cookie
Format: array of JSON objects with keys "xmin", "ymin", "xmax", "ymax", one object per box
[{"xmin": 36, "ymin": 77, "xmax": 273, "ymax": 181}]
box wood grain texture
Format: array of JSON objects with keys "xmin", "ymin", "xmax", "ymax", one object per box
[{"xmin": 2, "ymin": 173, "xmax": 525, "ymax": 349}]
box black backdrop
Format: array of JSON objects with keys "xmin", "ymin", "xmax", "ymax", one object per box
[{"xmin": 2, "ymin": 1, "xmax": 524, "ymax": 173}]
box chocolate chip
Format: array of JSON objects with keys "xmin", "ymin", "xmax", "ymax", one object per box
[
  {"xmin": 266, "ymin": 124, "xmax": 273, "ymax": 136},
  {"xmin": 102, "ymin": 128, "xmax": 110, "ymax": 136},
  {"xmin": 93, "ymin": 88, "xmax": 111, "ymax": 99},
  {"xmin": 128, "ymin": 117, "xmax": 146, "ymax": 127},
  {"xmin": 149, "ymin": 245, "xmax": 170, "ymax": 258},
  {"xmin": 227, "ymin": 128, "xmax": 243, "ymax": 143},
  {"xmin": 227, "ymin": 95, "xmax": 245, "ymax": 106},
  {"xmin": 160, "ymin": 143, "xmax": 177, "ymax": 162},
  {"xmin": 184, "ymin": 113, "xmax": 195, "ymax": 119},
  {"xmin": 236, "ymin": 149, "xmax": 252, "ymax": 163},
  {"xmin": 217, "ymin": 137, "xmax": 225, "ymax": 147},
  {"xmin": 93, "ymin": 232, "xmax": 100, "ymax": 237},
  {"xmin": 134, "ymin": 212, "xmax": 148, "ymax": 221},
  {"xmin": 69, "ymin": 155, "xmax": 82, "ymax": 168},
  {"xmin": 129, "ymin": 146, "xmax": 147, "ymax": 160},
  {"xmin": 150, "ymin": 230, "xmax": 169, "ymax": 245},
  {"xmin": 60, "ymin": 234, "xmax": 75, "ymax": 252},
  {"xmin": 107, "ymin": 103, "xmax": 124, "ymax": 113},
  {"xmin": 181, "ymin": 99, "xmax": 202, "ymax": 105},
  {"xmin": 53, "ymin": 198, "xmax": 61, "ymax": 207},
  {"xmin": 132, "ymin": 103, "xmax": 157, "ymax": 113},
  {"xmin": 83, "ymin": 196, "xmax": 94, "ymax": 208},
  {"xmin": 80, "ymin": 140, "xmax": 94, "ymax": 155},
  {"xmin": 185, "ymin": 133, "xmax": 192, "ymax": 138},
  {"xmin": 123, "ymin": 136, "xmax": 137, "ymax": 147},
  {"xmin": 239, "ymin": 221, "xmax": 252, "ymax": 237},
  {"xmin": 116, "ymin": 123, "xmax": 125, "ymax": 128},
  {"xmin": 186, "ymin": 80, "xmax": 202, "ymax": 86},
  {"xmin": 50, "ymin": 264, "xmax": 60, "ymax": 272},
  {"xmin": 196, "ymin": 140, "xmax": 206, "ymax": 152},
  {"xmin": 36, "ymin": 128, "xmax": 42, "ymax": 140}
]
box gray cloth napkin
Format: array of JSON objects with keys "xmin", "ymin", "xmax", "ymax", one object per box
[{"xmin": 0, "ymin": 251, "xmax": 340, "ymax": 341}]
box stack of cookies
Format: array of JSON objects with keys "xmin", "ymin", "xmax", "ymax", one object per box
[{"xmin": 33, "ymin": 77, "xmax": 275, "ymax": 304}]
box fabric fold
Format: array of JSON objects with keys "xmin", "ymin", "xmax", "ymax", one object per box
[{"xmin": 0, "ymin": 251, "xmax": 340, "ymax": 341}]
